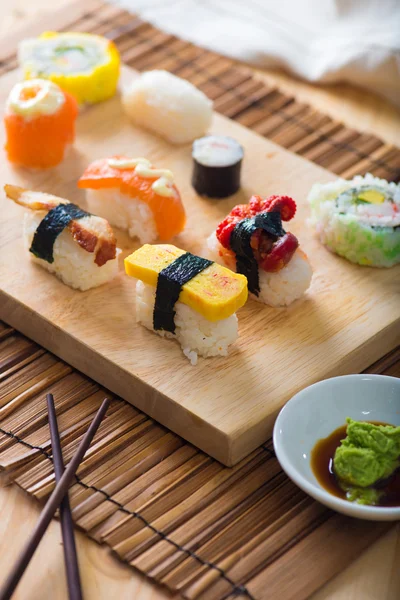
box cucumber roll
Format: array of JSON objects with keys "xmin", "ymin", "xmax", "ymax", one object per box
[{"xmin": 308, "ymin": 174, "xmax": 400, "ymax": 267}]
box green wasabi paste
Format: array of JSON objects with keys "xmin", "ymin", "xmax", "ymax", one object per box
[{"xmin": 333, "ymin": 418, "xmax": 400, "ymax": 506}]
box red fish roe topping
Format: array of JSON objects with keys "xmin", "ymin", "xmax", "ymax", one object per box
[
  {"xmin": 215, "ymin": 194, "xmax": 299, "ymax": 272},
  {"xmin": 216, "ymin": 215, "xmax": 241, "ymax": 249}
]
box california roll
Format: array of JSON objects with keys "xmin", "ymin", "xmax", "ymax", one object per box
[{"xmin": 308, "ymin": 173, "xmax": 400, "ymax": 267}]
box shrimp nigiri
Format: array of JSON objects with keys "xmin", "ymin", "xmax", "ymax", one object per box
[
  {"xmin": 78, "ymin": 156, "xmax": 186, "ymax": 244},
  {"xmin": 5, "ymin": 184, "xmax": 120, "ymax": 291}
]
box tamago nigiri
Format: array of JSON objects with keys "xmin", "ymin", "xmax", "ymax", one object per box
[
  {"xmin": 125, "ymin": 244, "xmax": 248, "ymax": 364},
  {"xmin": 78, "ymin": 156, "xmax": 186, "ymax": 243},
  {"xmin": 4, "ymin": 79, "xmax": 78, "ymax": 168}
]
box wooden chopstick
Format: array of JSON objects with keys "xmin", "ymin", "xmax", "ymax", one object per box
[
  {"xmin": 47, "ymin": 393, "xmax": 83, "ymax": 600},
  {"xmin": 0, "ymin": 397, "xmax": 110, "ymax": 600}
]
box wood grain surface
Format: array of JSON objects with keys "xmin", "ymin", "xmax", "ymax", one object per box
[{"xmin": 1, "ymin": 66, "xmax": 399, "ymax": 466}]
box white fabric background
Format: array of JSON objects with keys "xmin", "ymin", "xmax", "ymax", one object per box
[{"xmin": 113, "ymin": 0, "xmax": 400, "ymax": 107}]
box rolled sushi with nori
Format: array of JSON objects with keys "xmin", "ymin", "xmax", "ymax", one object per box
[
  {"xmin": 308, "ymin": 174, "xmax": 400, "ymax": 267},
  {"xmin": 192, "ymin": 135, "xmax": 243, "ymax": 198}
]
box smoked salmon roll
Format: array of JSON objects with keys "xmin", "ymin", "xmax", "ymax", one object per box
[
  {"xmin": 78, "ymin": 156, "xmax": 186, "ymax": 243},
  {"xmin": 4, "ymin": 79, "xmax": 78, "ymax": 168}
]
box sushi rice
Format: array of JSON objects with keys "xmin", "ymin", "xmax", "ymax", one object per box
[
  {"xmin": 24, "ymin": 211, "xmax": 119, "ymax": 291},
  {"xmin": 85, "ymin": 188, "xmax": 158, "ymax": 244},
  {"xmin": 308, "ymin": 173, "xmax": 400, "ymax": 267},
  {"xmin": 136, "ymin": 280, "xmax": 238, "ymax": 365},
  {"xmin": 122, "ymin": 70, "xmax": 213, "ymax": 144},
  {"xmin": 207, "ymin": 232, "xmax": 312, "ymax": 307}
]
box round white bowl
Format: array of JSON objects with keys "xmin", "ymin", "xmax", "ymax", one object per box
[{"xmin": 273, "ymin": 374, "xmax": 400, "ymax": 521}]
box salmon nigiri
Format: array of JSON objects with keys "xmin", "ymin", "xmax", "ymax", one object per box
[
  {"xmin": 78, "ymin": 156, "xmax": 186, "ymax": 244},
  {"xmin": 4, "ymin": 79, "xmax": 78, "ymax": 168}
]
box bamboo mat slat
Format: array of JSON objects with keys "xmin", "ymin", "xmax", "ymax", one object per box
[
  {"xmin": 0, "ymin": 2, "xmax": 399, "ymax": 599},
  {"xmin": 0, "ymin": 324, "xmax": 398, "ymax": 600},
  {"xmin": 0, "ymin": 1, "xmax": 399, "ymax": 181}
]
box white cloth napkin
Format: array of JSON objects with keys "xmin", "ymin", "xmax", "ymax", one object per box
[{"xmin": 113, "ymin": 0, "xmax": 400, "ymax": 107}]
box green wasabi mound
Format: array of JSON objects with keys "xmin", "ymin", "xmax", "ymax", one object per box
[{"xmin": 333, "ymin": 418, "xmax": 400, "ymax": 505}]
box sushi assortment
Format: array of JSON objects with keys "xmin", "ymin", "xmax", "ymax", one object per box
[
  {"xmin": 2, "ymin": 28, "xmax": 398, "ymax": 363},
  {"xmin": 78, "ymin": 156, "xmax": 185, "ymax": 243},
  {"xmin": 207, "ymin": 195, "xmax": 312, "ymax": 307},
  {"xmin": 308, "ymin": 174, "xmax": 400, "ymax": 267},
  {"xmin": 124, "ymin": 244, "xmax": 247, "ymax": 364},
  {"xmin": 18, "ymin": 32, "xmax": 120, "ymax": 105},
  {"xmin": 122, "ymin": 70, "xmax": 213, "ymax": 144},
  {"xmin": 4, "ymin": 79, "xmax": 78, "ymax": 168},
  {"xmin": 4, "ymin": 185, "xmax": 119, "ymax": 291}
]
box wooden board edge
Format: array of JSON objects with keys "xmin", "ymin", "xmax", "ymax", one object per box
[
  {"xmin": 228, "ymin": 316, "xmax": 400, "ymax": 464},
  {"xmin": 0, "ymin": 288, "xmax": 237, "ymax": 466}
]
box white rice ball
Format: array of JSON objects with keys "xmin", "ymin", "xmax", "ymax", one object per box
[
  {"xmin": 136, "ymin": 280, "xmax": 238, "ymax": 365},
  {"xmin": 207, "ymin": 232, "xmax": 312, "ymax": 307},
  {"xmin": 24, "ymin": 211, "xmax": 120, "ymax": 291},
  {"xmin": 85, "ymin": 188, "xmax": 157, "ymax": 244},
  {"xmin": 122, "ymin": 70, "xmax": 213, "ymax": 144}
]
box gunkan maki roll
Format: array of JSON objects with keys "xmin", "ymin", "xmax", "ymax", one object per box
[{"xmin": 191, "ymin": 135, "xmax": 243, "ymax": 198}]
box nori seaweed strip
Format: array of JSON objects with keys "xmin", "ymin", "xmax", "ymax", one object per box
[
  {"xmin": 153, "ymin": 253, "xmax": 213, "ymax": 333},
  {"xmin": 30, "ymin": 203, "xmax": 90, "ymax": 264},
  {"xmin": 230, "ymin": 212, "xmax": 285, "ymax": 296}
]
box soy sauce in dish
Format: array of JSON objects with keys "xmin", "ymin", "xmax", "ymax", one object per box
[{"xmin": 310, "ymin": 422, "xmax": 400, "ymax": 507}]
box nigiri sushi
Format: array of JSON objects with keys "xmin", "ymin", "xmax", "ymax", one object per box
[
  {"xmin": 122, "ymin": 70, "xmax": 213, "ymax": 144},
  {"xmin": 4, "ymin": 79, "xmax": 78, "ymax": 168},
  {"xmin": 5, "ymin": 184, "xmax": 120, "ymax": 291},
  {"xmin": 308, "ymin": 173, "xmax": 400, "ymax": 267},
  {"xmin": 18, "ymin": 32, "xmax": 120, "ymax": 105},
  {"xmin": 125, "ymin": 244, "xmax": 248, "ymax": 364},
  {"xmin": 207, "ymin": 195, "xmax": 312, "ymax": 307},
  {"xmin": 78, "ymin": 156, "xmax": 186, "ymax": 243}
]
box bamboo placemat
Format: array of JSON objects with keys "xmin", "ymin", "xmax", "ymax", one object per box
[
  {"xmin": 0, "ymin": 2, "xmax": 400, "ymax": 599},
  {"xmin": 0, "ymin": 323, "xmax": 398, "ymax": 600},
  {"xmin": 1, "ymin": 1, "xmax": 399, "ymax": 182}
]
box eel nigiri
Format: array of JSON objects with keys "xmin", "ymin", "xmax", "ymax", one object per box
[
  {"xmin": 5, "ymin": 184, "xmax": 120, "ymax": 291},
  {"xmin": 207, "ymin": 195, "xmax": 312, "ymax": 307},
  {"xmin": 78, "ymin": 156, "xmax": 186, "ymax": 243},
  {"xmin": 125, "ymin": 244, "xmax": 248, "ymax": 364},
  {"xmin": 4, "ymin": 79, "xmax": 78, "ymax": 168}
]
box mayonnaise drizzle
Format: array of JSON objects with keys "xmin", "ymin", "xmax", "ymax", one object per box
[
  {"xmin": 107, "ymin": 157, "xmax": 176, "ymax": 198},
  {"xmin": 7, "ymin": 79, "xmax": 65, "ymax": 119}
]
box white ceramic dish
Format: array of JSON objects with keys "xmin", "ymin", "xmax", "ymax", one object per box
[{"xmin": 273, "ymin": 374, "xmax": 400, "ymax": 521}]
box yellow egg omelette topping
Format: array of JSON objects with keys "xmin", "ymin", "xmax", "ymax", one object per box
[
  {"xmin": 125, "ymin": 244, "xmax": 248, "ymax": 322},
  {"xmin": 18, "ymin": 31, "xmax": 120, "ymax": 105}
]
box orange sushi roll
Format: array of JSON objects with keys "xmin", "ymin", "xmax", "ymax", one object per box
[
  {"xmin": 4, "ymin": 79, "xmax": 78, "ymax": 168},
  {"xmin": 78, "ymin": 156, "xmax": 186, "ymax": 243}
]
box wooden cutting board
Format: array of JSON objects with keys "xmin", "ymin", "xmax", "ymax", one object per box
[{"xmin": 0, "ymin": 67, "xmax": 399, "ymax": 466}]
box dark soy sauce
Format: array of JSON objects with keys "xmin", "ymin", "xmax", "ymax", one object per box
[{"xmin": 311, "ymin": 422, "xmax": 400, "ymax": 507}]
